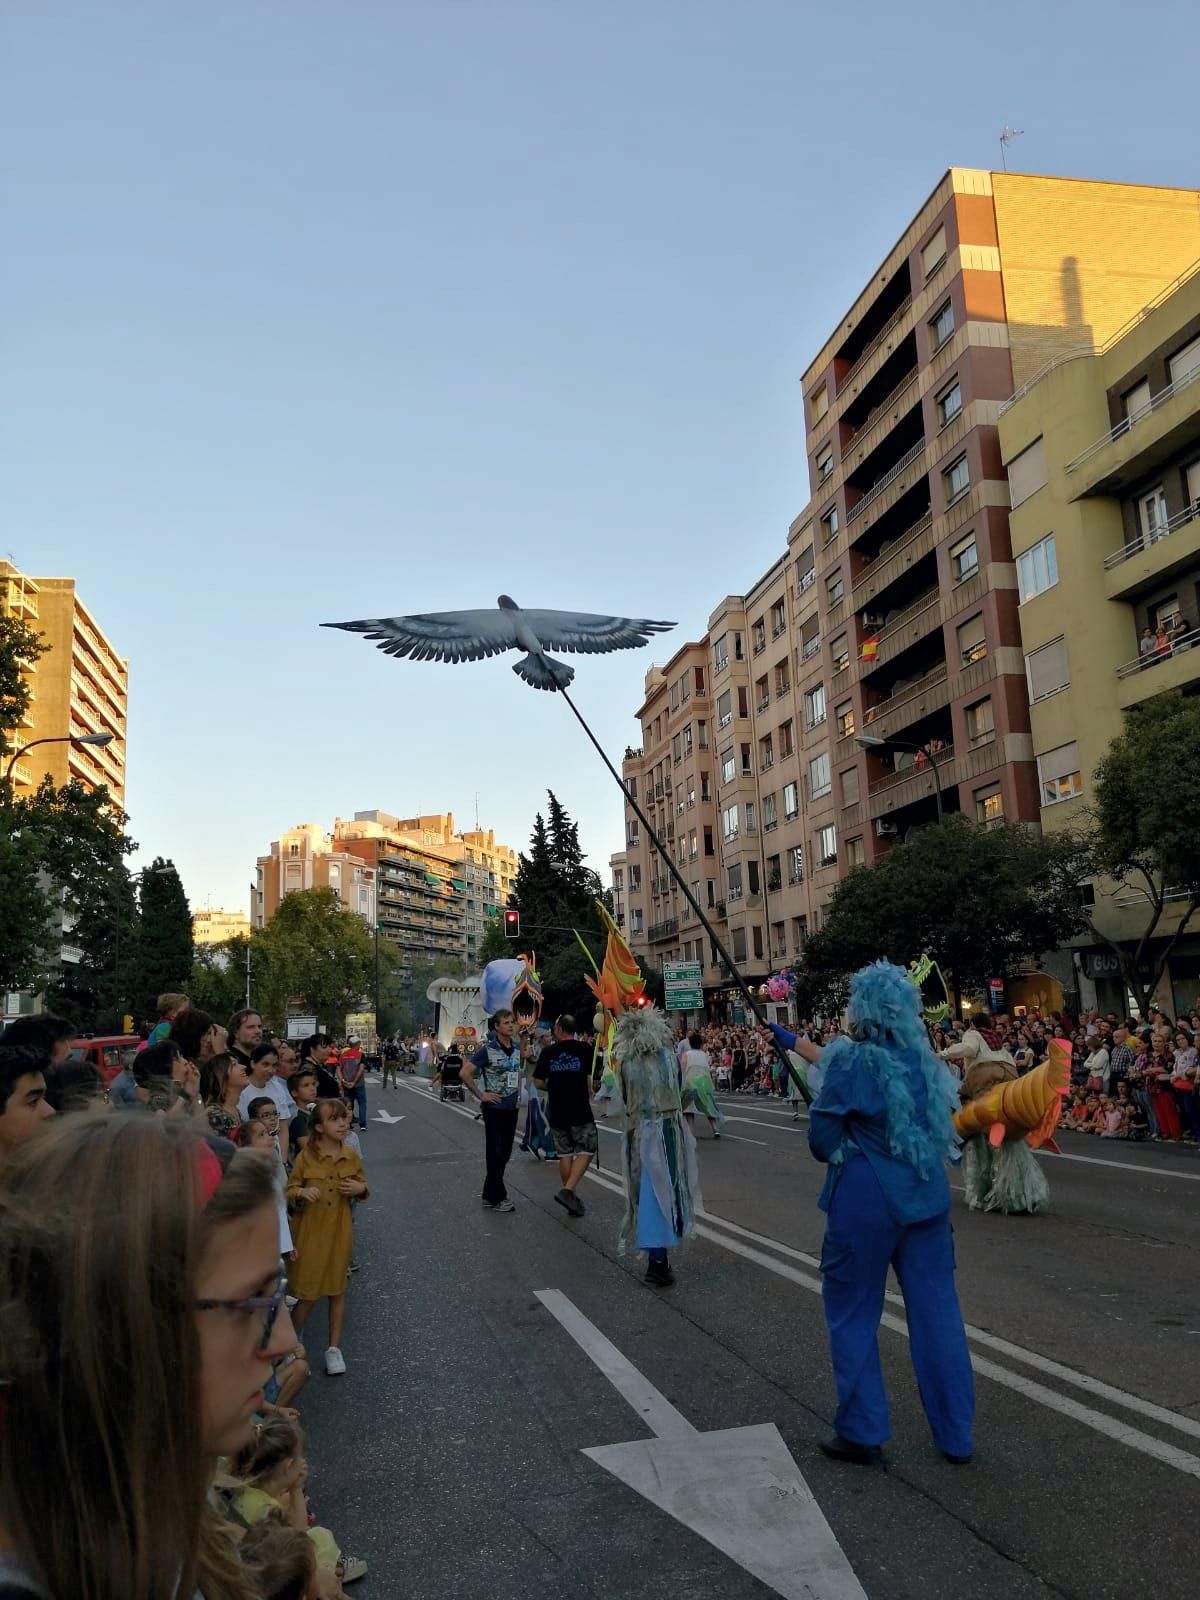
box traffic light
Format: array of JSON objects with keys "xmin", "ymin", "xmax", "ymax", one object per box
[{"xmin": 503, "ymin": 909, "xmax": 520, "ymax": 940}]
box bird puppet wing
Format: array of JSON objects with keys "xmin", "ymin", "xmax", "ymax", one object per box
[
  {"xmin": 321, "ymin": 609, "xmax": 519, "ymax": 663},
  {"xmin": 514, "ymin": 610, "xmax": 674, "ymax": 655}
]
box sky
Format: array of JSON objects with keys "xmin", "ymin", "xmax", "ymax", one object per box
[{"xmin": 5, "ymin": 1, "xmax": 1198, "ymax": 914}]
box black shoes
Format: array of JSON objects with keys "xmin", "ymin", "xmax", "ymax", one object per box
[
  {"xmin": 644, "ymin": 1258, "xmax": 675, "ymax": 1287},
  {"xmin": 554, "ymin": 1188, "xmax": 585, "ymax": 1217},
  {"xmin": 819, "ymin": 1435, "xmax": 883, "ymax": 1466},
  {"xmin": 941, "ymin": 1450, "xmax": 972, "ymax": 1465}
]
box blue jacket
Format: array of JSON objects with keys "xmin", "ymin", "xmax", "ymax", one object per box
[{"xmin": 809, "ymin": 1041, "xmax": 952, "ymax": 1226}]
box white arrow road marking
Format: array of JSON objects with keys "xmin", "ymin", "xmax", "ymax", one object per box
[
  {"xmin": 535, "ymin": 1288, "xmax": 867, "ymax": 1600},
  {"xmin": 373, "ymin": 1109, "xmax": 405, "ymax": 1124}
]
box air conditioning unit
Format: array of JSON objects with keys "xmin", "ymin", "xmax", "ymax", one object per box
[
  {"xmin": 862, "ymin": 612, "xmax": 885, "ymax": 630},
  {"xmin": 875, "ymin": 819, "xmax": 898, "ymax": 837}
]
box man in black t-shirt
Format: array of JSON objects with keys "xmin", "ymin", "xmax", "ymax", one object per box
[{"xmin": 534, "ymin": 1014, "xmax": 597, "ymax": 1219}]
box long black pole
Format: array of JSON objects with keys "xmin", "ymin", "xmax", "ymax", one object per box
[{"xmin": 558, "ymin": 685, "xmax": 812, "ymax": 1104}]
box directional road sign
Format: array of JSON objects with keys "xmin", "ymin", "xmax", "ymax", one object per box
[{"xmin": 663, "ymin": 959, "xmax": 703, "ymax": 1011}]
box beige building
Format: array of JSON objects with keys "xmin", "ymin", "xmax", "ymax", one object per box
[
  {"xmin": 192, "ymin": 908, "xmax": 252, "ymax": 947},
  {"xmin": 620, "ymin": 169, "xmax": 1200, "ymax": 1013},
  {"xmin": 998, "ymin": 257, "xmax": 1200, "ymax": 1014},
  {"xmin": 1, "ymin": 561, "xmax": 128, "ymax": 804}
]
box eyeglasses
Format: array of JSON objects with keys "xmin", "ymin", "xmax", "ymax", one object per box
[{"xmin": 194, "ymin": 1265, "xmax": 286, "ymax": 1352}]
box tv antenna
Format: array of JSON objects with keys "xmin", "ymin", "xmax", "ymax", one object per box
[{"xmin": 999, "ymin": 125, "xmax": 1023, "ymax": 172}]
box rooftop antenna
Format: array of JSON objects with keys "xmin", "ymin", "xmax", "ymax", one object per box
[
  {"xmin": 999, "ymin": 124, "xmax": 1023, "ymax": 172},
  {"xmin": 474, "ymin": 791, "xmax": 480, "ymax": 830}
]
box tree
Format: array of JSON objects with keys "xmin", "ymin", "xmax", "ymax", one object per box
[
  {"xmin": 0, "ymin": 611, "xmax": 48, "ymax": 763},
  {"xmin": 1071, "ymin": 690, "xmax": 1200, "ymax": 1018},
  {"xmin": 190, "ymin": 937, "xmax": 252, "ymax": 1025},
  {"xmin": 509, "ymin": 793, "xmax": 609, "ymax": 1019},
  {"xmin": 801, "ymin": 816, "xmax": 1088, "ymax": 1012},
  {"xmin": 254, "ymin": 888, "xmax": 385, "ymax": 1032},
  {"xmin": 132, "ymin": 858, "xmax": 192, "ymax": 1018},
  {"xmin": 0, "ymin": 822, "xmax": 56, "ymax": 994}
]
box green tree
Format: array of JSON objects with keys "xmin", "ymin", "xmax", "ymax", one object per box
[
  {"xmin": 1071, "ymin": 689, "xmax": 1200, "ymax": 1018},
  {"xmin": 132, "ymin": 858, "xmax": 192, "ymax": 1018},
  {"xmin": 801, "ymin": 816, "xmax": 1088, "ymax": 1012},
  {"xmin": 0, "ymin": 611, "xmax": 48, "ymax": 764},
  {"xmin": 509, "ymin": 794, "xmax": 608, "ymax": 1019},
  {"xmin": 254, "ymin": 888, "xmax": 385, "ymax": 1032},
  {"xmin": 190, "ymin": 937, "xmax": 252, "ymax": 1025},
  {"xmin": 0, "ymin": 822, "xmax": 56, "ymax": 993}
]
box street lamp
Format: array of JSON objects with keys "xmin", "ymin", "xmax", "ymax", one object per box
[
  {"xmin": 857, "ymin": 733, "xmax": 945, "ymax": 821},
  {"xmin": 4, "ymin": 730, "xmax": 114, "ymax": 787}
]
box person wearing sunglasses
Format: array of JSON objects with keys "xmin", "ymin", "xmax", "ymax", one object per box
[{"xmin": 0, "ymin": 1116, "xmax": 296, "ymax": 1599}]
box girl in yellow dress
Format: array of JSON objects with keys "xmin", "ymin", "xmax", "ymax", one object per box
[{"xmin": 286, "ymin": 1099, "xmax": 368, "ymax": 1376}]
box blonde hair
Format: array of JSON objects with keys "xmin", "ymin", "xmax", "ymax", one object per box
[{"xmin": 157, "ymin": 991, "xmax": 189, "ymax": 1018}]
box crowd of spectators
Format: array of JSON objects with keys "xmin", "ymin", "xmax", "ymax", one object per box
[{"xmin": 0, "ymin": 996, "xmax": 371, "ymax": 1600}]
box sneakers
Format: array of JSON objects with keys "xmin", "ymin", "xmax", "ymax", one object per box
[
  {"xmin": 484, "ymin": 1199, "xmax": 516, "ymax": 1212},
  {"xmin": 644, "ymin": 1258, "xmax": 675, "ymax": 1287},
  {"xmin": 338, "ymin": 1555, "xmax": 368, "ymax": 1584},
  {"xmin": 555, "ymin": 1188, "xmax": 585, "ymax": 1217},
  {"xmin": 819, "ymin": 1434, "xmax": 882, "ymax": 1466},
  {"xmin": 324, "ymin": 1346, "xmax": 347, "ymax": 1376}
]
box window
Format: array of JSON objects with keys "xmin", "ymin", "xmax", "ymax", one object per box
[
  {"xmin": 670, "ymin": 682, "xmax": 679, "ymax": 712},
  {"xmin": 763, "ymin": 792, "xmax": 777, "ymax": 828},
  {"xmin": 683, "ymin": 724, "xmax": 693, "ymax": 755},
  {"xmin": 689, "ymin": 830, "xmax": 698, "ymax": 860},
  {"xmin": 706, "ymin": 878, "xmax": 716, "ymax": 907},
  {"xmin": 817, "ymin": 446, "xmax": 833, "ymax": 482},
  {"xmin": 788, "ymin": 845, "xmax": 804, "ymax": 884},
  {"xmin": 800, "ymin": 615, "xmax": 820, "ymax": 660},
  {"xmin": 734, "ymin": 632, "xmax": 744, "ymax": 662},
  {"xmin": 809, "ymin": 751, "xmax": 831, "ymax": 799},
  {"xmin": 722, "ymin": 804, "xmax": 739, "ymax": 842},
  {"xmin": 760, "ymin": 735, "xmax": 774, "ymax": 771},
  {"xmin": 752, "ymin": 619, "xmax": 766, "ymax": 654},
  {"xmin": 686, "ymin": 777, "xmax": 696, "ymax": 807},
  {"xmin": 741, "ymin": 743, "xmax": 752, "ymax": 776},
  {"xmin": 943, "ymin": 453, "xmax": 970, "ymax": 506},
  {"xmin": 783, "ymin": 782, "xmax": 799, "ymax": 820},
  {"xmin": 1123, "ymin": 379, "xmax": 1151, "ymax": 423},
  {"xmin": 630, "ymin": 909, "xmax": 643, "ymax": 935},
  {"xmin": 1038, "ymin": 742, "xmax": 1083, "ymax": 807},
  {"xmin": 771, "ymin": 600, "xmax": 786, "ymax": 637},
  {"xmin": 1007, "ymin": 435, "xmax": 1046, "ymax": 507},
  {"xmin": 921, "ymin": 224, "xmax": 947, "ymax": 278},
  {"xmin": 816, "ymin": 824, "xmax": 838, "ymax": 866},
  {"xmin": 698, "ymin": 719, "xmax": 708, "ymax": 749},
  {"xmin": 936, "ymin": 377, "xmax": 962, "ymax": 429},
  {"xmin": 779, "ymin": 720, "xmax": 794, "ymax": 758},
  {"xmin": 835, "ymin": 700, "xmax": 855, "ymax": 738},
  {"xmin": 827, "ymin": 573, "xmax": 845, "ymax": 608},
  {"xmin": 975, "ymin": 783, "xmax": 1004, "ymax": 824},
  {"xmin": 713, "ymin": 634, "xmax": 729, "ymax": 673},
  {"xmin": 1137, "ymin": 486, "xmax": 1169, "ymax": 543},
  {"xmin": 957, "ymin": 613, "xmax": 987, "ymax": 667},
  {"xmin": 628, "ymin": 821, "xmax": 640, "ymax": 845},
  {"xmin": 1187, "ymin": 459, "xmax": 1200, "ymax": 512},
  {"xmin": 821, "ymin": 506, "xmax": 839, "ymax": 546},
  {"xmin": 727, "ymin": 862, "xmax": 743, "ymax": 898},
  {"xmin": 803, "ymin": 684, "xmax": 826, "ymax": 729},
  {"xmin": 720, "ymin": 748, "xmax": 735, "ymax": 784},
  {"xmin": 738, "ymin": 685, "xmax": 749, "ymax": 717},
  {"xmin": 965, "ymin": 697, "xmax": 995, "ymax": 747},
  {"xmin": 694, "ymin": 666, "xmax": 705, "ymax": 694},
  {"xmin": 840, "ymin": 765, "xmax": 860, "ymax": 806},
  {"xmin": 845, "ymin": 836, "xmax": 865, "ymax": 867},
  {"xmin": 672, "ymin": 733, "xmax": 681, "ymax": 763},
  {"xmin": 795, "ymin": 547, "xmax": 816, "ymax": 591},
  {"xmin": 732, "ymin": 926, "xmax": 747, "ymax": 962},
  {"xmin": 703, "ymin": 825, "xmax": 714, "ymax": 856},
  {"xmin": 810, "ymin": 383, "xmax": 829, "ymax": 424},
  {"xmin": 831, "ymin": 635, "xmax": 850, "ymax": 675},
  {"xmin": 717, "ymin": 689, "xmax": 732, "ymax": 729},
  {"xmin": 930, "ymin": 298, "xmax": 954, "ymax": 349},
  {"xmin": 752, "ymin": 924, "xmax": 764, "ymax": 961},
  {"xmin": 950, "ymin": 532, "xmax": 979, "ymax": 583},
  {"xmin": 1015, "ymin": 533, "xmax": 1058, "ymax": 602},
  {"xmin": 774, "ymin": 664, "xmax": 790, "ymax": 698},
  {"xmin": 747, "ymin": 857, "xmax": 759, "ymax": 893},
  {"xmin": 792, "ymin": 915, "xmax": 808, "ymax": 952},
  {"xmin": 700, "ymin": 772, "xmax": 711, "ymax": 801},
  {"xmin": 1169, "ymin": 334, "xmax": 1200, "ymax": 388},
  {"xmin": 755, "ymin": 674, "xmax": 769, "ymax": 711},
  {"xmin": 1025, "ymin": 636, "xmax": 1069, "ymax": 702}
]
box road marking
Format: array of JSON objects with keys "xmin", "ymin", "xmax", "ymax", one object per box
[
  {"xmin": 406, "ymin": 1076, "xmax": 1200, "ymax": 1459},
  {"xmin": 536, "ymin": 1289, "xmax": 867, "ymax": 1600},
  {"xmin": 373, "ymin": 1109, "xmax": 405, "ymax": 1124},
  {"xmin": 1034, "ymin": 1148, "xmax": 1200, "ymax": 1182}
]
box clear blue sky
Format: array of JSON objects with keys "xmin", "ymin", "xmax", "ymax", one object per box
[{"xmin": 6, "ymin": 2, "xmax": 1197, "ymax": 914}]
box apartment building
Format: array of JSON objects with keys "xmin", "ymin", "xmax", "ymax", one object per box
[
  {"xmin": 254, "ymin": 823, "xmax": 379, "ymax": 931},
  {"xmin": 609, "ymin": 851, "xmax": 627, "ymax": 930},
  {"xmin": 1, "ymin": 561, "xmax": 129, "ymax": 805},
  {"xmin": 192, "ymin": 908, "xmax": 251, "ymax": 947},
  {"xmin": 998, "ymin": 258, "xmax": 1200, "ymax": 1014},
  {"xmin": 619, "ymin": 169, "xmax": 1200, "ymax": 1010}
]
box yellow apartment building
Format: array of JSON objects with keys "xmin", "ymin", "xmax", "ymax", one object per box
[
  {"xmin": 192, "ymin": 909, "xmax": 252, "ymax": 947},
  {"xmin": 999, "ymin": 258, "xmax": 1200, "ymax": 1014}
]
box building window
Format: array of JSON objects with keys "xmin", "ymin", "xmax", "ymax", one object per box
[
  {"xmin": 763, "ymin": 792, "xmax": 777, "ymax": 828},
  {"xmin": 713, "ymin": 634, "xmax": 729, "ymax": 673},
  {"xmin": 975, "ymin": 783, "xmax": 1004, "ymax": 824},
  {"xmin": 831, "ymin": 635, "xmax": 850, "ymax": 675},
  {"xmin": 809, "ymin": 751, "xmax": 831, "ymax": 799},
  {"xmin": 686, "ymin": 777, "xmax": 696, "ymax": 807},
  {"xmin": 774, "ymin": 664, "xmax": 790, "ymax": 698},
  {"xmin": 628, "ymin": 821, "xmax": 640, "ymax": 845},
  {"xmin": 703, "ymin": 825, "xmax": 714, "ymax": 856},
  {"xmin": 803, "ymin": 684, "xmax": 826, "ymax": 729},
  {"xmin": 796, "ymin": 547, "xmax": 816, "ymax": 591},
  {"xmin": 965, "ymin": 697, "xmax": 995, "ymax": 748},
  {"xmin": 788, "ymin": 845, "xmax": 804, "ymax": 884},
  {"xmin": 690, "ymin": 830, "xmax": 698, "ymax": 860},
  {"xmin": 950, "ymin": 533, "xmax": 979, "ymax": 583},
  {"xmin": 701, "ymin": 773, "xmax": 711, "ymax": 801},
  {"xmin": 817, "ymin": 447, "xmax": 834, "ymax": 482},
  {"xmin": 827, "ymin": 573, "xmax": 845, "ymax": 608},
  {"xmin": 722, "ymin": 804, "xmax": 739, "ymax": 842},
  {"xmin": 698, "ymin": 720, "xmax": 708, "ymax": 749},
  {"xmin": 930, "ymin": 298, "xmax": 954, "ymax": 350},
  {"xmin": 845, "ymin": 835, "xmax": 865, "ymax": 866},
  {"xmin": 741, "ymin": 743, "xmax": 753, "ymax": 776},
  {"xmin": 840, "ymin": 765, "xmax": 860, "ymax": 806},
  {"xmin": 771, "ymin": 600, "xmax": 786, "ymax": 637},
  {"xmin": 835, "ymin": 700, "xmax": 855, "ymax": 738},
  {"xmin": 1122, "ymin": 378, "xmax": 1151, "ymax": 423},
  {"xmin": 957, "ymin": 613, "xmax": 987, "ymax": 666},
  {"xmin": 752, "ymin": 618, "xmax": 766, "ymax": 654},
  {"xmin": 1169, "ymin": 333, "xmax": 1200, "ymax": 388},
  {"xmin": 717, "ymin": 689, "xmax": 732, "ymax": 729},
  {"xmin": 1007, "ymin": 435, "xmax": 1047, "ymax": 507},
  {"xmin": 1038, "ymin": 742, "xmax": 1083, "ymax": 807},
  {"xmin": 943, "ymin": 453, "xmax": 970, "ymax": 506},
  {"xmin": 821, "ymin": 506, "xmax": 839, "ymax": 546},
  {"xmin": 779, "ymin": 720, "xmax": 794, "ymax": 758},
  {"xmin": 1025, "ymin": 636, "xmax": 1069, "ymax": 702},
  {"xmin": 800, "ymin": 616, "xmax": 820, "ymax": 661},
  {"xmin": 1015, "ymin": 533, "xmax": 1058, "ymax": 602},
  {"xmin": 727, "ymin": 862, "xmax": 743, "ymax": 899},
  {"xmin": 921, "ymin": 224, "xmax": 947, "ymax": 279},
  {"xmin": 936, "ymin": 377, "xmax": 962, "ymax": 429},
  {"xmin": 720, "ymin": 748, "xmax": 735, "ymax": 784},
  {"xmin": 683, "ymin": 724, "xmax": 693, "ymax": 755},
  {"xmin": 816, "ymin": 824, "xmax": 838, "ymax": 866},
  {"xmin": 672, "ymin": 733, "xmax": 681, "ymax": 763},
  {"xmin": 732, "ymin": 925, "xmax": 747, "ymax": 962},
  {"xmin": 783, "ymin": 782, "xmax": 799, "ymax": 820},
  {"xmin": 810, "ymin": 383, "xmax": 829, "ymax": 424},
  {"xmin": 630, "ymin": 909, "xmax": 643, "ymax": 935},
  {"xmin": 1137, "ymin": 486, "xmax": 1168, "ymax": 543},
  {"xmin": 760, "ymin": 735, "xmax": 774, "ymax": 771}
]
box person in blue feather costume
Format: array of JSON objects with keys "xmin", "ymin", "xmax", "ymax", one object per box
[{"xmin": 786, "ymin": 961, "xmax": 975, "ymax": 1467}]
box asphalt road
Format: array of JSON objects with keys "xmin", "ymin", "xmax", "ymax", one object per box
[{"xmin": 297, "ymin": 1077, "xmax": 1200, "ymax": 1599}]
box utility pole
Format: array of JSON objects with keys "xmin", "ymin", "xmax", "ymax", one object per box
[{"xmin": 245, "ymin": 941, "xmax": 252, "ymax": 1008}]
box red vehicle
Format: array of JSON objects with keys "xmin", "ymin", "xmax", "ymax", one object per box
[{"xmin": 67, "ymin": 1035, "xmax": 140, "ymax": 1087}]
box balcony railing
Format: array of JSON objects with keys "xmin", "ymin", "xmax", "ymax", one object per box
[
  {"xmin": 1068, "ymin": 361, "xmax": 1200, "ymax": 473},
  {"xmin": 867, "ymin": 746, "xmax": 956, "ymax": 796},
  {"xmin": 843, "ymin": 370, "xmax": 921, "ymax": 452},
  {"xmin": 837, "ymin": 295, "xmax": 913, "ymax": 396},
  {"xmin": 1104, "ymin": 500, "xmax": 1200, "ymax": 569},
  {"xmin": 862, "ymin": 662, "xmax": 949, "ymax": 729},
  {"xmin": 847, "ymin": 440, "xmax": 926, "ymax": 524},
  {"xmin": 1116, "ymin": 627, "xmax": 1200, "ymax": 679},
  {"xmin": 647, "ymin": 918, "xmax": 679, "ymax": 943},
  {"xmin": 852, "ymin": 514, "xmax": 935, "ymax": 596},
  {"xmin": 801, "ymin": 635, "xmax": 821, "ymax": 660}
]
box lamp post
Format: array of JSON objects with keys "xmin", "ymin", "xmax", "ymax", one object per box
[
  {"xmin": 856, "ymin": 733, "xmax": 945, "ymax": 821},
  {"xmin": 4, "ymin": 731, "xmax": 114, "ymax": 789}
]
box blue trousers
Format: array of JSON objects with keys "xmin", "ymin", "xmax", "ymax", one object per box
[{"xmin": 819, "ymin": 1155, "xmax": 974, "ymax": 1456}]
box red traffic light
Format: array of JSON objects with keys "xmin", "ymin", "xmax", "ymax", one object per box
[{"xmin": 503, "ymin": 909, "xmax": 521, "ymax": 939}]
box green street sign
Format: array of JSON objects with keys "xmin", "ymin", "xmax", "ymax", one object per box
[{"xmin": 663, "ymin": 959, "xmax": 703, "ymax": 1011}]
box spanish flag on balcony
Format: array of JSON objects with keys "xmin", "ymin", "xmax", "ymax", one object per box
[{"xmin": 860, "ymin": 634, "xmax": 880, "ymax": 662}]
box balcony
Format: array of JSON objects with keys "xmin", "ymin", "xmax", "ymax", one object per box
[
  {"xmin": 1116, "ymin": 628, "xmax": 1200, "ymax": 709},
  {"xmin": 848, "ymin": 440, "xmax": 926, "ymax": 525},
  {"xmin": 843, "ymin": 368, "xmax": 921, "ymax": 454},
  {"xmin": 648, "ymin": 918, "xmax": 679, "ymax": 943},
  {"xmin": 836, "ymin": 296, "xmax": 913, "ymax": 397},
  {"xmin": 861, "ymin": 662, "xmax": 950, "ymax": 740},
  {"xmin": 1103, "ymin": 501, "xmax": 1200, "ymax": 602},
  {"xmin": 1067, "ymin": 362, "xmax": 1200, "ymax": 497},
  {"xmin": 862, "ymin": 586, "xmax": 942, "ymax": 675}
]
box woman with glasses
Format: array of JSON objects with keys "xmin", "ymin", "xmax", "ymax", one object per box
[{"xmin": 0, "ymin": 1116, "xmax": 295, "ymax": 1599}]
